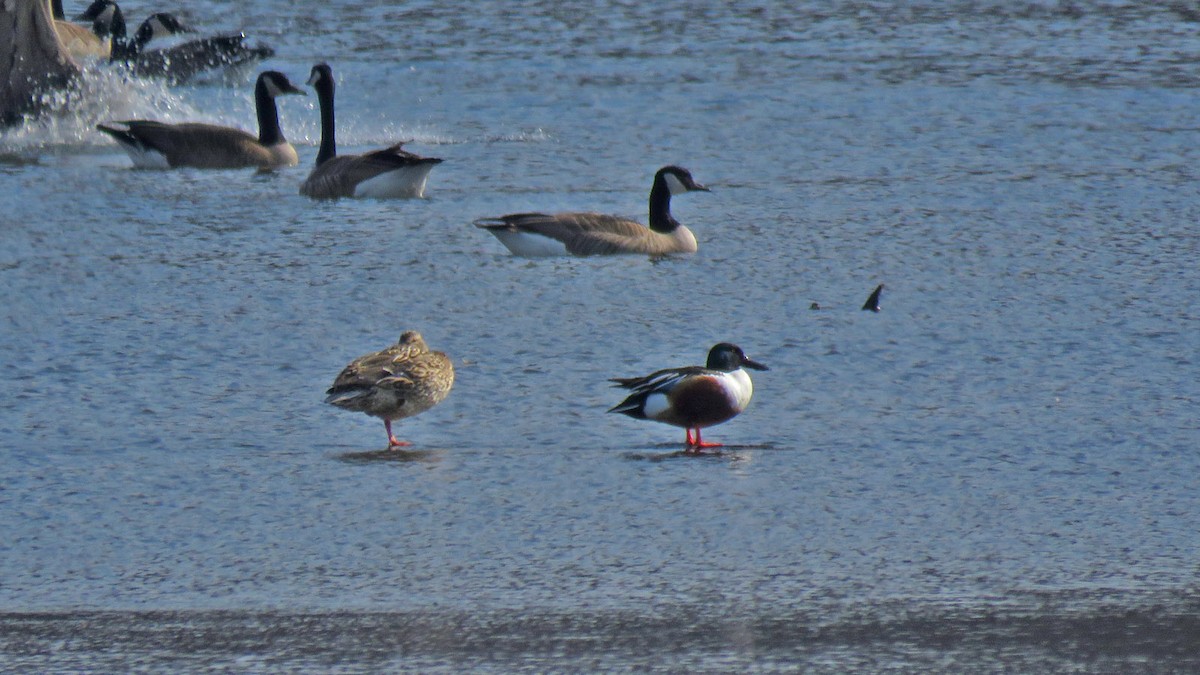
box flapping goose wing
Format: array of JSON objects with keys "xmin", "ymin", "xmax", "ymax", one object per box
[
  {"xmin": 54, "ymin": 19, "xmax": 107, "ymax": 60},
  {"xmin": 2, "ymin": 0, "xmax": 80, "ymax": 124},
  {"xmin": 135, "ymin": 34, "xmax": 273, "ymax": 83}
]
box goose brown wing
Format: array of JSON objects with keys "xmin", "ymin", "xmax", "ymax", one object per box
[
  {"xmin": 115, "ymin": 121, "xmax": 265, "ymax": 166},
  {"xmin": 302, "ymin": 146, "xmax": 442, "ymax": 198},
  {"xmin": 136, "ymin": 35, "xmax": 272, "ymax": 83},
  {"xmin": 495, "ymin": 212, "xmax": 657, "ymax": 256},
  {"xmin": 55, "ymin": 20, "xmax": 107, "ymax": 60}
]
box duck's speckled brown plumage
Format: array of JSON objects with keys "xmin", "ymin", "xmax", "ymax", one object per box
[{"xmin": 325, "ymin": 331, "xmax": 454, "ymax": 447}]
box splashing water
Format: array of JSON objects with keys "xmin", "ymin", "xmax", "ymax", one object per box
[{"xmin": 0, "ymin": 64, "xmax": 196, "ymax": 152}]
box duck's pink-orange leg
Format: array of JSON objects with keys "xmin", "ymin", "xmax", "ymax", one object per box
[
  {"xmin": 690, "ymin": 428, "xmax": 722, "ymax": 449},
  {"xmin": 385, "ymin": 420, "xmax": 412, "ymax": 448}
]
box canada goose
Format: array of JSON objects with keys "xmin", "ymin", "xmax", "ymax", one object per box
[
  {"xmin": 78, "ymin": 0, "xmax": 273, "ymax": 84},
  {"xmin": 51, "ymin": 0, "xmax": 109, "ymax": 60},
  {"xmin": 299, "ymin": 63, "xmax": 443, "ymax": 199},
  {"xmin": 75, "ymin": 0, "xmax": 131, "ymax": 42},
  {"xmin": 1, "ymin": 0, "xmax": 80, "ymax": 126},
  {"xmin": 609, "ymin": 342, "xmax": 768, "ymax": 450},
  {"xmin": 325, "ymin": 331, "xmax": 455, "ymax": 448},
  {"xmin": 473, "ymin": 165, "xmax": 710, "ymax": 257},
  {"xmin": 95, "ymin": 70, "xmax": 305, "ymax": 169}
]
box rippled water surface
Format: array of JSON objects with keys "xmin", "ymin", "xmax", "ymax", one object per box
[{"xmin": 2, "ymin": 0, "xmax": 1200, "ymax": 671}]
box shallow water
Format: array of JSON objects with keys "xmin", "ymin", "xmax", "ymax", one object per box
[{"xmin": 2, "ymin": 0, "xmax": 1199, "ymax": 670}]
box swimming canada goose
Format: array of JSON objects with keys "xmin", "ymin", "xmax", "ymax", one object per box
[
  {"xmin": 51, "ymin": 0, "xmax": 109, "ymax": 59},
  {"xmin": 609, "ymin": 342, "xmax": 768, "ymax": 450},
  {"xmin": 473, "ymin": 165, "xmax": 710, "ymax": 257},
  {"xmin": 1, "ymin": 0, "xmax": 80, "ymax": 126},
  {"xmin": 325, "ymin": 331, "xmax": 455, "ymax": 448},
  {"xmin": 78, "ymin": 0, "xmax": 273, "ymax": 84},
  {"xmin": 299, "ymin": 63, "xmax": 443, "ymax": 199},
  {"xmin": 95, "ymin": 70, "xmax": 305, "ymax": 169},
  {"xmin": 76, "ymin": 0, "xmax": 177, "ymax": 48}
]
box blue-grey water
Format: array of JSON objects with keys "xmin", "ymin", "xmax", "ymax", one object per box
[{"xmin": 2, "ymin": 0, "xmax": 1200, "ymax": 671}]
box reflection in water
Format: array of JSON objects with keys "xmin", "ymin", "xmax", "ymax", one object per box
[
  {"xmin": 620, "ymin": 443, "xmax": 772, "ymax": 463},
  {"xmin": 4, "ymin": 594, "xmax": 1199, "ymax": 671},
  {"xmin": 335, "ymin": 448, "xmax": 445, "ymax": 465}
]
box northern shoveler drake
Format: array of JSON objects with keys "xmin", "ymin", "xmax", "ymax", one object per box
[
  {"xmin": 325, "ymin": 331, "xmax": 455, "ymax": 448},
  {"xmin": 473, "ymin": 165, "xmax": 710, "ymax": 257},
  {"xmin": 608, "ymin": 342, "xmax": 768, "ymax": 450}
]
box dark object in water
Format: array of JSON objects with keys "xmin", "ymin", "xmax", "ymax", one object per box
[{"xmin": 862, "ymin": 284, "xmax": 883, "ymax": 312}]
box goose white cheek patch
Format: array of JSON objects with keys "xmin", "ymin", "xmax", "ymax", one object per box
[{"xmin": 663, "ymin": 172, "xmax": 687, "ymax": 195}]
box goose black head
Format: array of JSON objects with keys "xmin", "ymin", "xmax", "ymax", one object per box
[
  {"xmin": 656, "ymin": 165, "xmax": 710, "ymax": 196},
  {"xmin": 257, "ymin": 71, "xmax": 307, "ymax": 98},
  {"xmin": 77, "ymin": 0, "xmax": 121, "ymax": 38},
  {"xmin": 134, "ymin": 12, "xmax": 194, "ymax": 45},
  {"xmin": 307, "ymin": 62, "xmax": 335, "ymax": 88}
]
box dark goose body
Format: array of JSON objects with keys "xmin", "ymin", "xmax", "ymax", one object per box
[{"xmin": 300, "ymin": 63, "xmax": 443, "ymax": 199}]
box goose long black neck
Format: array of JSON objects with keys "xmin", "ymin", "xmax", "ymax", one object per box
[
  {"xmin": 51, "ymin": 0, "xmax": 65, "ymax": 20},
  {"xmin": 647, "ymin": 175, "xmax": 680, "ymax": 233},
  {"xmin": 129, "ymin": 20, "xmax": 157, "ymax": 54},
  {"xmin": 106, "ymin": 7, "xmax": 135, "ymax": 60},
  {"xmin": 255, "ymin": 77, "xmax": 286, "ymax": 146},
  {"xmin": 314, "ymin": 73, "xmax": 337, "ymax": 166}
]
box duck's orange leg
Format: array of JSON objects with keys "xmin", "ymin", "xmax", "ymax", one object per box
[
  {"xmin": 691, "ymin": 428, "xmax": 722, "ymax": 449},
  {"xmin": 385, "ymin": 420, "xmax": 412, "ymax": 448}
]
